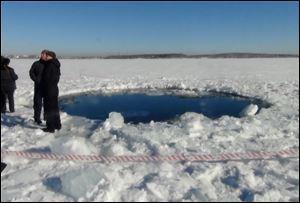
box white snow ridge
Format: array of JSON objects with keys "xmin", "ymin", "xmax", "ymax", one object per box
[{"xmin": 1, "ymin": 58, "xmax": 299, "ymax": 202}]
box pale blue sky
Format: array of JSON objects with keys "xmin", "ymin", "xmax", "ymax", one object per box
[{"xmin": 1, "ymin": 1, "xmax": 299, "ymax": 56}]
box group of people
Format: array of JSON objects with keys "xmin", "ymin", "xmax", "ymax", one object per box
[{"xmin": 1, "ymin": 50, "xmax": 62, "ymax": 133}]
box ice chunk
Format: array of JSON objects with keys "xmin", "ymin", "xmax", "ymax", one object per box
[
  {"xmin": 180, "ymin": 112, "xmax": 204, "ymax": 137},
  {"xmin": 240, "ymin": 104, "xmax": 258, "ymax": 116},
  {"xmin": 103, "ymin": 112, "xmax": 124, "ymax": 130},
  {"xmin": 59, "ymin": 168, "xmax": 106, "ymax": 200}
]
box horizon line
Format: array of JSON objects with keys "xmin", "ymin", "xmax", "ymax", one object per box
[{"xmin": 2, "ymin": 52, "xmax": 299, "ymax": 57}]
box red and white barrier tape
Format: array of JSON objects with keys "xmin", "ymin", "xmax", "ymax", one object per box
[{"xmin": 1, "ymin": 148, "xmax": 299, "ymax": 163}]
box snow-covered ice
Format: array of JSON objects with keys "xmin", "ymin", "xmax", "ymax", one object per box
[{"xmin": 1, "ymin": 58, "xmax": 299, "ymax": 202}]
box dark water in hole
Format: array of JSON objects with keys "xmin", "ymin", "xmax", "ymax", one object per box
[{"xmin": 60, "ymin": 93, "xmax": 269, "ymax": 123}]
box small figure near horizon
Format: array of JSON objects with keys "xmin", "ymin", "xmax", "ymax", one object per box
[{"xmin": 1, "ymin": 56, "xmax": 18, "ymax": 113}]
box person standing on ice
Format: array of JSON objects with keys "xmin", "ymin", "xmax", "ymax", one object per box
[
  {"xmin": 41, "ymin": 51, "xmax": 61, "ymax": 133},
  {"xmin": 29, "ymin": 50, "xmax": 48, "ymax": 124},
  {"xmin": 1, "ymin": 56, "xmax": 6, "ymax": 113},
  {"xmin": 0, "ymin": 90, "xmax": 4, "ymax": 113},
  {"xmin": 1, "ymin": 57, "xmax": 18, "ymax": 113}
]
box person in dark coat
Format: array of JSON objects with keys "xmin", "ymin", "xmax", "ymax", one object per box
[
  {"xmin": 1, "ymin": 90, "xmax": 4, "ymax": 113},
  {"xmin": 1, "ymin": 57, "xmax": 18, "ymax": 113},
  {"xmin": 41, "ymin": 51, "xmax": 61, "ymax": 133},
  {"xmin": 1, "ymin": 56, "xmax": 5, "ymax": 112},
  {"xmin": 29, "ymin": 50, "xmax": 48, "ymax": 124}
]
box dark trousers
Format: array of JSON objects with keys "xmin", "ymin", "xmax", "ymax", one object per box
[
  {"xmin": 2, "ymin": 90, "xmax": 15, "ymax": 113},
  {"xmin": 1, "ymin": 91, "xmax": 5, "ymax": 113},
  {"xmin": 33, "ymin": 86, "xmax": 44, "ymax": 121},
  {"xmin": 44, "ymin": 95, "xmax": 61, "ymax": 130}
]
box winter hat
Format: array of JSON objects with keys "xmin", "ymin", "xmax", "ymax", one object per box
[
  {"xmin": 41, "ymin": 49, "xmax": 50, "ymax": 54},
  {"xmin": 46, "ymin": 51, "xmax": 56, "ymax": 58},
  {"xmin": 2, "ymin": 57, "xmax": 10, "ymax": 66}
]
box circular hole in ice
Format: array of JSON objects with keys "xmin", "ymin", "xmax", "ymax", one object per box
[{"xmin": 59, "ymin": 89, "xmax": 271, "ymax": 124}]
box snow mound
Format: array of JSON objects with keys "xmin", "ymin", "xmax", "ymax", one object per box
[
  {"xmin": 50, "ymin": 137, "xmax": 98, "ymax": 155},
  {"xmin": 44, "ymin": 167, "xmax": 106, "ymax": 200},
  {"xmin": 240, "ymin": 104, "xmax": 259, "ymax": 117},
  {"xmin": 103, "ymin": 112, "xmax": 124, "ymax": 130},
  {"xmin": 179, "ymin": 112, "xmax": 205, "ymax": 137},
  {"xmin": 110, "ymin": 142, "xmax": 132, "ymax": 155}
]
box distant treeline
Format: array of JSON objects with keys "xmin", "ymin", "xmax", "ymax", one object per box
[
  {"xmin": 4, "ymin": 53, "xmax": 299, "ymax": 59},
  {"xmin": 104, "ymin": 53, "xmax": 299, "ymax": 59}
]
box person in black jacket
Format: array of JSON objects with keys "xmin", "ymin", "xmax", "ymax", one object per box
[
  {"xmin": 29, "ymin": 50, "xmax": 48, "ymax": 124},
  {"xmin": 41, "ymin": 51, "xmax": 61, "ymax": 133},
  {"xmin": 1, "ymin": 57, "xmax": 18, "ymax": 113},
  {"xmin": 1, "ymin": 90, "xmax": 4, "ymax": 113},
  {"xmin": 1, "ymin": 56, "xmax": 5, "ymax": 112}
]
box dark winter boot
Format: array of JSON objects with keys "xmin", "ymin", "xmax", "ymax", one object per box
[{"xmin": 42, "ymin": 128, "xmax": 55, "ymax": 133}]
